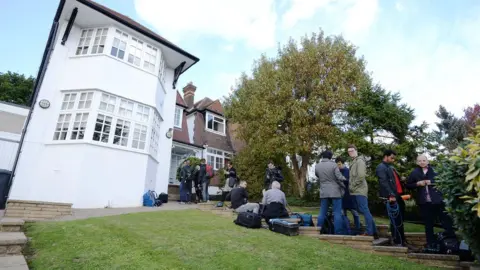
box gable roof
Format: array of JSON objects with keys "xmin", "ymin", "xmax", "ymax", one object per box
[
  {"xmin": 176, "ymin": 91, "xmax": 187, "ymax": 108},
  {"xmin": 78, "ymin": 0, "xmax": 199, "ymax": 72},
  {"xmin": 190, "ymin": 97, "xmax": 224, "ymax": 116}
]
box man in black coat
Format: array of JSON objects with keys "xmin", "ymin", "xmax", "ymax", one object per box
[
  {"xmin": 376, "ymin": 149, "xmax": 406, "ymax": 246},
  {"xmin": 264, "ymin": 160, "xmax": 284, "ymax": 190},
  {"xmin": 406, "ymin": 154, "xmax": 455, "ymax": 249}
]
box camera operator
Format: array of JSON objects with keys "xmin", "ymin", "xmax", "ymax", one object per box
[{"xmin": 264, "ymin": 160, "xmax": 284, "ymax": 190}]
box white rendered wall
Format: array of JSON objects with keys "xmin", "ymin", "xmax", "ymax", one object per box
[{"xmin": 0, "ymin": 102, "xmax": 28, "ymax": 171}]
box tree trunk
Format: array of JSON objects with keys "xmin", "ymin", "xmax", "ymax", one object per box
[{"xmin": 291, "ymin": 154, "xmax": 310, "ymax": 198}]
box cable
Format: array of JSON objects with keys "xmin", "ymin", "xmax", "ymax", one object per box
[{"xmin": 386, "ymin": 200, "xmax": 403, "ymax": 245}]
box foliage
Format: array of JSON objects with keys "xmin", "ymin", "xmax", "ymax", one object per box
[
  {"xmin": 464, "ymin": 103, "xmax": 480, "ymax": 132},
  {"xmin": 231, "ymin": 145, "xmax": 295, "ymax": 200},
  {"xmin": 224, "ymin": 29, "xmax": 368, "ymax": 197},
  {"xmin": 436, "ymin": 119, "xmax": 480, "ymax": 257},
  {"xmin": 0, "ymin": 71, "xmax": 35, "ymax": 106},
  {"xmin": 175, "ymin": 156, "xmax": 202, "ymax": 180},
  {"xmin": 434, "ymin": 105, "xmax": 468, "ymax": 153},
  {"xmin": 25, "ymin": 210, "xmax": 434, "ymax": 269}
]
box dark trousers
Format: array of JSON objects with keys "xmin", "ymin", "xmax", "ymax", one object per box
[
  {"xmin": 387, "ymin": 196, "xmax": 405, "ymax": 245},
  {"xmin": 420, "ymin": 203, "xmax": 455, "ymax": 245},
  {"xmin": 220, "ymin": 191, "xmax": 230, "ymax": 202}
]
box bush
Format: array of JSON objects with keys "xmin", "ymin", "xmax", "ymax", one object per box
[
  {"xmin": 175, "ymin": 156, "xmax": 202, "ymax": 180},
  {"xmin": 436, "ymin": 119, "xmax": 480, "ymax": 259}
]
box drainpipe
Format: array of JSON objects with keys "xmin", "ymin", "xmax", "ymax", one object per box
[{"xmin": 6, "ymin": 0, "xmax": 66, "ymax": 203}]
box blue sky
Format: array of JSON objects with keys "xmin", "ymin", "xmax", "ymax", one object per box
[{"xmin": 1, "ymin": 0, "xmax": 479, "ymax": 126}]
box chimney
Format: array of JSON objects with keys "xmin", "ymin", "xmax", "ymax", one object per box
[{"xmin": 183, "ymin": 82, "xmax": 196, "ymax": 108}]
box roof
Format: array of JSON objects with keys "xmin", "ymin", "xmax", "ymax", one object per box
[
  {"xmin": 190, "ymin": 98, "xmax": 224, "ymax": 116},
  {"xmin": 78, "ymin": 0, "xmax": 199, "ymax": 68},
  {"xmin": 176, "ymin": 91, "xmax": 187, "ymax": 108}
]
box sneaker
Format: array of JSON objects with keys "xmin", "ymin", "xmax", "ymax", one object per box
[{"xmin": 180, "ymin": 202, "xmax": 186, "ymax": 205}]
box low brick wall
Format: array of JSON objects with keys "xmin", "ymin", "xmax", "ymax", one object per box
[{"xmin": 5, "ymin": 200, "xmax": 72, "ymax": 221}]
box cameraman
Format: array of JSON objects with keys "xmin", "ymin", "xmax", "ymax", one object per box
[{"xmin": 264, "ymin": 160, "xmax": 284, "ymax": 190}]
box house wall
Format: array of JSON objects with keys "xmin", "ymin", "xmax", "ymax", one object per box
[
  {"xmin": 0, "ymin": 102, "xmax": 29, "ymax": 171},
  {"xmin": 8, "ymin": 19, "xmax": 178, "ymax": 208}
]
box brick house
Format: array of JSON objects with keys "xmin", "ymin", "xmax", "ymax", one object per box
[{"xmin": 168, "ymin": 82, "xmax": 236, "ymax": 198}]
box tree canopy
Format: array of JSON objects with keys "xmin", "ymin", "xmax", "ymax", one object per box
[
  {"xmin": 0, "ymin": 71, "xmax": 35, "ymax": 106},
  {"xmin": 224, "ymin": 30, "xmax": 368, "ymax": 196}
]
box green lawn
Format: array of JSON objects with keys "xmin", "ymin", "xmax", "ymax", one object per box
[
  {"xmin": 290, "ymin": 206, "xmax": 431, "ymax": 233},
  {"xmin": 25, "ymin": 210, "xmax": 435, "ymax": 270}
]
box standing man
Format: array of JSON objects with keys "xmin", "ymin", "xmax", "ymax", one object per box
[
  {"xmin": 347, "ymin": 145, "xmax": 378, "ymax": 238},
  {"xmin": 376, "ymin": 149, "xmax": 405, "ymax": 246},
  {"xmin": 221, "ymin": 162, "xmax": 237, "ymax": 203},
  {"xmin": 335, "ymin": 156, "xmax": 361, "ymax": 235},
  {"xmin": 264, "ymin": 161, "xmax": 284, "ymax": 190},
  {"xmin": 315, "ymin": 150, "xmax": 346, "ymax": 235},
  {"xmin": 198, "ymin": 159, "xmax": 213, "ymax": 202},
  {"xmin": 180, "ymin": 160, "xmax": 192, "ymax": 204},
  {"xmin": 406, "ymin": 154, "xmax": 455, "ymax": 250}
]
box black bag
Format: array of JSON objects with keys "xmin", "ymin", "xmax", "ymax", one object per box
[
  {"xmin": 458, "ymin": 240, "xmax": 475, "ymax": 261},
  {"xmin": 269, "ymin": 219, "xmax": 300, "ymax": 236},
  {"xmin": 228, "ymin": 177, "xmax": 237, "ymax": 188},
  {"xmin": 437, "ymin": 232, "xmax": 459, "ymax": 255},
  {"xmin": 158, "ymin": 193, "xmax": 168, "ymax": 203},
  {"xmin": 320, "ymin": 208, "xmax": 335, "ymax": 234},
  {"xmin": 234, "ymin": 212, "xmax": 262, "ymax": 229}
]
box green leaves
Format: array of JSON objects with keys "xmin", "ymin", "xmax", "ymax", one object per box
[{"xmin": 0, "ymin": 71, "xmax": 35, "ymax": 106}]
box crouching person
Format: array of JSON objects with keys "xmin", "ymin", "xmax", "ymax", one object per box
[
  {"xmin": 261, "ymin": 181, "xmax": 289, "ymax": 224},
  {"xmin": 226, "ymin": 180, "xmax": 259, "ymax": 214}
]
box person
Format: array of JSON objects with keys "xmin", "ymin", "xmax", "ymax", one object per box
[
  {"xmin": 335, "ymin": 156, "xmax": 361, "ymax": 235},
  {"xmin": 221, "ymin": 162, "xmax": 237, "ymax": 203},
  {"xmin": 264, "ymin": 160, "xmax": 284, "ymax": 190},
  {"xmin": 347, "ymin": 145, "xmax": 378, "ymax": 238},
  {"xmin": 261, "ymin": 181, "xmax": 289, "ymax": 224},
  {"xmin": 406, "ymin": 154, "xmax": 455, "ymax": 250},
  {"xmin": 192, "ymin": 164, "xmax": 203, "ymax": 203},
  {"xmin": 180, "ymin": 160, "xmax": 192, "ymax": 204},
  {"xmin": 376, "ymin": 149, "xmax": 405, "ymax": 246},
  {"xmin": 197, "ymin": 159, "xmax": 212, "ymax": 202},
  {"xmin": 226, "ymin": 180, "xmax": 260, "ymax": 214},
  {"xmin": 315, "ymin": 150, "xmax": 346, "ymax": 235}
]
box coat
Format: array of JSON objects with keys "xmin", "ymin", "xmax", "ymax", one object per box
[
  {"xmin": 340, "ymin": 167, "xmax": 355, "ymax": 210},
  {"xmin": 376, "ymin": 162, "xmax": 401, "ymax": 198},
  {"xmin": 406, "ymin": 166, "xmax": 444, "ymax": 204},
  {"xmin": 349, "ymin": 155, "xmax": 368, "ymax": 197},
  {"xmin": 315, "ymin": 159, "xmax": 346, "ymax": 199}
]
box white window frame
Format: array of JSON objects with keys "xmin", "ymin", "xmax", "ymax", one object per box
[
  {"xmin": 205, "ymin": 112, "xmax": 226, "ymax": 135},
  {"xmin": 136, "ymin": 104, "xmax": 150, "ymax": 123},
  {"xmin": 206, "ymin": 148, "xmax": 231, "ymax": 170},
  {"xmin": 91, "ymin": 28, "xmax": 109, "ymax": 54},
  {"xmin": 99, "ymin": 93, "xmax": 117, "ymax": 113},
  {"xmin": 149, "ymin": 111, "xmax": 161, "ymax": 157},
  {"xmin": 143, "ymin": 44, "xmax": 157, "ymax": 73},
  {"xmin": 61, "ymin": 93, "xmax": 78, "ymax": 110},
  {"xmin": 132, "ymin": 123, "xmax": 148, "ymax": 150},
  {"xmin": 174, "ymin": 106, "xmax": 183, "ymax": 128},
  {"xmin": 110, "ymin": 29, "xmax": 129, "ymax": 60},
  {"xmin": 53, "ymin": 113, "xmax": 73, "ymax": 141},
  {"xmin": 77, "ymin": 91, "xmax": 94, "ymax": 109},
  {"xmin": 128, "ymin": 37, "xmax": 143, "ymax": 67},
  {"xmin": 76, "ymin": 29, "xmax": 94, "ymax": 55},
  {"xmin": 70, "ymin": 112, "xmax": 89, "ymax": 140},
  {"xmin": 113, "ymin": 119, "xmax": 131, "ymax": 147},
  {"xmin": 92, "ymin": 114, "xmax": 113, "ymax": 143},
  {"xmin": 158, "ymin": 52, "xmax": 166, "ymax": 84}
]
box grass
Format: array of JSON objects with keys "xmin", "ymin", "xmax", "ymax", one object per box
[
  {"xmin": 290, "ymin": 206, "xmax": 434, "ymax": 233},
  {"xmin": 25, "ymin": 210, "xmax": 436, "ymax": 270}
]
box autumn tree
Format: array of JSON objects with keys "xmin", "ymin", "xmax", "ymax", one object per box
[
  {"xmin": 434, "ymin": 105, "xmax": 468, "ymax": 153},
  {"xmin": 464, "ymin": 103, "xmax": 480, "ymax": 132},
  {"xmin": 0, "ymin": 71, "xmax": 35, "ymax": 106},
  {"xmin": 224, "ymin": 30, "xmax": 368, "ymax": 197}
]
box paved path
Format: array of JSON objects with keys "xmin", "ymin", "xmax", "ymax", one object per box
[{"xmin": 50, "ymin": 203, "xmax": 197, "ymax": 221}]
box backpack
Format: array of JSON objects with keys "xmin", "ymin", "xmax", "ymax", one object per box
[
  {"xmin": 290, "ymin": 213, "xmax": 314, "ymax": 227},
  {"xmin": 228, "ymin": 177, "xmax": 237, "ymax": 188},
  {"xmin": 206, "ymin": 165, "xmax": 214, "ymax": 178},
  {"xmin": 143, "ymin": 190, "xmax": 155, "ymax": 207},
  {"xmin": 437, "ymin": 231, "xmax": 459, "ymax": 255}
]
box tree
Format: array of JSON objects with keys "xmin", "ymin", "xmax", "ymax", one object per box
[
  {"xmin": 224, "ymin": 30, "xmax": 368, "ymax": 197},
  {"xmin": 464, "ymin": 103, "xmax": 480, "ymax": 132},
  {"xmin": 434, "ymin": 105, "xmax": 468, "ymax": 153},
  {"xmin": 0, "ymin": 71, "xmax": 35, "ymax": 106}
]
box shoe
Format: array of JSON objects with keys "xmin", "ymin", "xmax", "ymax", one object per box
[
  {"xmin": 373, "ymin": 233, "xmax": 379, "ymax": 240},
  {"xmin": 180, "ymin": 202, "xmax": 186, "ymax": 205}
]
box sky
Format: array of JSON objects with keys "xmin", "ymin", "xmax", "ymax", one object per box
[{"xmin": 1, "ymin": 0, "xmax": 479, "ymax": 127}]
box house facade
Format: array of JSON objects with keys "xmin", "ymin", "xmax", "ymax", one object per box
[
  {"xmin": 169, "ymin": 82, "xmax": 235, "ymax": 196},
  {"xmin": 7, "ymin": 0, "xmax": 199, "ymax": 209},
  {"xmin": 0, "ymin": 102, "xmax": 29, "ymax": 171}
]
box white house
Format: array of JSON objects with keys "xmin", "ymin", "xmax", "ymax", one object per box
[
  {"xmin": 7, "ymin": 0, "xmax": 199, "ymax": 209},
  {"xmin": 0, "ymin": 102, "xmax": 29, "ymax": 171}
]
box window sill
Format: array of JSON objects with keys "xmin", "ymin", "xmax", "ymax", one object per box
[{"xmin": 205, "ymin": 129, "xmax": 226, "ymax": 136}]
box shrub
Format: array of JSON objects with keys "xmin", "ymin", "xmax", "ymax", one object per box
[
  {"xmin": 175, "ymin": 156, "xmax": 202, "ymax": 180},
  {"xmin": 436, "ymin": 119, "xmax": 480, "ymax": 258}
]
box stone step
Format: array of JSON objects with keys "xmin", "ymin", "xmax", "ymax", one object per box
[
  {"xmin": 372, "ymin": 245, "xmax": 409, "ymax": 257},
  {"xmin": 0, "ymin": 218, "xmax": 24, "ymax": 232},
  {"xmin": 407, "ymin": 253, "xmax": 460, "ymax": 267},
  {"xmin": 0, "ymin": 232, "xmax": 28, "ymax": 256},
  {"xmin": 0, "ymin": 255, "xmax": 28, "ymax": 270},
  {"xmin": 372, "ymin": 238, "xmax": 390, "ymax": 246}
]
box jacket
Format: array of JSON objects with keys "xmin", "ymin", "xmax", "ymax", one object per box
[
  {"xmin": 197, "ymin": 164, "xmax": 208, "ymax": 184},
  {"xmin": 376, "ymin": 162, "xmax": 401, "ymax": 198},
  {"xmin": 180, "ymin": 165, "xmax": 192, "ymax": 183},
  {"xmin": 227, "ymin": 187, "xmax": 248, "ymax": 209},
  {"xmin": 349, "ymin": 155, "xmax": 368, "ymax": 197},
  {"xmin": 340, "ymin": 167, "xmax": 355, "ymax": 210},
  {"xmin": 406, "ymin": 166, "xmax": 444, "ymax": 204},
  {"xmin": 315, "ymin": 159, "xmax": 346, "ymax": 198},
  {"xmin": 223, "ymin": 167, "xmax": 238, "ymax": 192},
  {"xmin": 264, "ymin": 167, "xmax": 284, "ymax": 189}
]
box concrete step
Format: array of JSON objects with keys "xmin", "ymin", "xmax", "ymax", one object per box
[
  {"xmin": 0, "ymin": 255, "xmax": 28, "ymax": 270},
  {"xmin": 372, "ymin": 245, "xmax": 408, "ymax": 257},
  {"xmin": 0, "ymin": 232, "xmax": 28, "ymax": 256},
  {"xmin": 0, "ymin": 218, "xmax": 25, "ymax": 232},
  {"xmin": 372, "ymin": 238, "xmax": 390, "ymax": 246},
  {"xmin": 407, "ymin": 253, "xmax": 460, "ymax": 267}
]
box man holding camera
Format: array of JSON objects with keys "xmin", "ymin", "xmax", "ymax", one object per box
[{"xmin": 264, "ymin": 160, "xmax": 284, "ymax": 191}]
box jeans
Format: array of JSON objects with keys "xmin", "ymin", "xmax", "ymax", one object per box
[
  {"xmin": 235, "ymin": 203, "xmax": 260, "ymax": 214},
  {"xmin": 420, "ymin": 203, "xmax": 455, "ymax": 246},
  {"xmin": 202, "ymin": 181, "xmax": 209, "ymax": 201},
  {"xmin": 343, "ymin": 209, "xmax": 361, "ymax": 235},
  {"xmin": 317, "ymin": 198, "xmax": 345, "ymax": 235},
  {"xmin": 354, "ymin": 195, "xmax": 377, "ymax": 236},
  {"xmin": 179, "ymin": 181, "xmax": 187, "ymax": 202}
]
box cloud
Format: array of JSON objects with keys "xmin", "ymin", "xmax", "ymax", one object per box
[
  {"xmin": 134, "ymin": 0, "xmax": 277, "ymax": 50},
  {"xmin": 395, "ymin": 2, "xmax": 404, "ymax": 12},
  {"xmin": 221, "ymin": 44, "xmax": 235, "ymax": 52},
  {"xmin": 342, "ymin": 0, "xmax": 379, "ymax": 38},
  {"xmin": 281, "ymin": 0, "xmax": 335, "ymax": 29}
]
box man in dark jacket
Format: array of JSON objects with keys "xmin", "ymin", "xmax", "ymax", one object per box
[
  {"xmin": 335, "ymin": 157, "xmax": 361, "ymax": 235},
  {"xmin": 226, "ymin": 181, "xmax": 259, "ymax": 214},
  {"xmin": 221, "ymin": 162, "xmax": 237, "ymax": 203},
  {"xmin": 376, "ymin": 149, "xmax": 405, "ymax": 246},
  {"xmin": 406, "ymin": 154, "xmax": 455, "ymax": 249},
  {"xmin": 180, "ymin": 160, "xmax": 192, "ymax": 204},
  {"xmin": 264, "ymin": 161, "xmax": 284, "ymax": 190}
]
